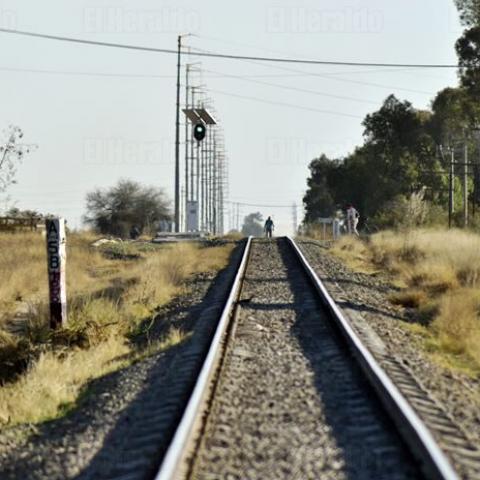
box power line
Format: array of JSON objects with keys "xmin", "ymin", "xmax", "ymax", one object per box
[
  {"xmin": 0, "ymin": 64, "xmax": 436, "ymax": 79},
  {"xmin": 206, "ymin": 88, "xmax": 363, "ymax": 119},
  {"xmin": 0, "ymin": 65, "xmax": 177, "ymax": 79},
  {"xmin": 0, "ymin": 65, "xmax": 411, "ymax": 83},
  {"xmin": 191, "ymin": 46, "xmax": 437, "ymax": 96},
  {"xmin": 0, "ymin": 65, "xmax": 395, "ymax": 79},
  {"xmin": 203, "ymin": 68, "xmax": 379, "ymax": 105},
  {"xmin": 227, "ymin": 201, "xmax": 294, "ymax": 208},
  {"xmin": 0, "ymin": 27, "xmax": 459, "ymax": 69},
  {"xmin": 196, "ymin": 34, "xmax": 455, "ymax": 81}
]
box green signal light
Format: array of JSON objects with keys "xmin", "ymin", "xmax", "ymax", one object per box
[{"xmin": 193, "ymin": 123, "xmax": 206, "ymax": 141}]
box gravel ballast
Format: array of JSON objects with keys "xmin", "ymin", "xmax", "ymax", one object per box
[
  {"xmin": 298, "ymin": 240, "xmax": 480, "ymax": 478},
  {"xmin": 0, "ymin": 243, "xmax": 244, "ymax": 480},
  {"xmin": 190, "ymin": 239, "xmax": 422, "ymax": 480}
]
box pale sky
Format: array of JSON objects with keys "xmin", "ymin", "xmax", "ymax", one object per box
[{"xmin": 0, "ymin": 0, "xmax": 463, "ymax": 234}]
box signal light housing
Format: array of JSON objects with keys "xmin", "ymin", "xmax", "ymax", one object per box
[{"xmin": 193, "ymin": 123, "xmax": 206, "ymax": 142}]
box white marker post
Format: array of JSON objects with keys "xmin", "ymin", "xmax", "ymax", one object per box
[{"xmin": 46, "ymin": 218, "xmax": 67, "ymax": 328}]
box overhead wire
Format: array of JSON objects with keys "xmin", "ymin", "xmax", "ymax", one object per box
[
  {"xmin": 0, "ymin": 27, "xmax": 459, "ymax": 69},
  {"xmin": 227, "ymin": 200, "xmax": 294, "ymax": 208},
  {"xmin": 189, "ymin": 46, "xmax": 437, "ymax": 96},
  {"xmin": 205, "ymin": 88, "xmax": 363, "ymax": 119},
  {"xmin": 203, "ymin": 68, "xmax": 379, "ymax": 105},
  {"xmin": 195, "ymin": 33, "xmax": 456, "ymax": 81}
]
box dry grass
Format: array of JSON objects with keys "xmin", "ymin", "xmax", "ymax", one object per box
[
  {"xmin": 0, "ymin": 232, "xmax": 234, "ymax": 426},
  {"xmin": 330, "ymin": 229, "xmax": 480, "ymax": 375},
  {"xmin": 0, "ymin": 337, "xmax": 130, "ymax": 425},
  {"xmin": 389, "ymin": 290, "xmax": 428, "ymax": 309},
  {"xmin": 0, "ymin": 325, "xmax": 190, "ymax": 425},
  {"xmin": 0, "ymin": 231, "xmax": 124, "ymax": 320},
  {"xmin": 330, "ymin": 235, "xmax": 380, "ymax": 274}
]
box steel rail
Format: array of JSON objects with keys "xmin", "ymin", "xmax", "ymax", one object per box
[
  {"xmin": 155, "ymin": 236, "xmax": 252, "ymax": 480},
  {"xmin": 287, "ymin": 236, "xmax": 459, "ymax": 480}
]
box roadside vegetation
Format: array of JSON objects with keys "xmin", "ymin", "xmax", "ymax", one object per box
[
  {"xmin": 331, "ymin": 229, "xmax": 480, "ymax": 376},
  {"xmin": 0, "ymin": 231, "xmax": 233, "ymax": 426},
  {"xmin": 302, "ymin": 2, "xmax": 480, "ymax": 235},
  {"xmin": 300, "ymin": 1, "xmax": 480, "ymax": 378}
]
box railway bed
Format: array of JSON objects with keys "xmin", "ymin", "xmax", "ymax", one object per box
[
  {"xmin": 156, "ymin": 237, "xmax": 478, "ymax": 480},
  {"xmin": 3, "ymin": 237, "xmax": 477, "ymax": 480}
]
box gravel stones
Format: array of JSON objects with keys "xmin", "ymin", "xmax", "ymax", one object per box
[
  {"xmin": 0, "ymin": 243, "xmax": 245, "ymax": 480},
  {"xmin": 298, "ymin": 240, "xmax": 480, "ymax": 478},
  {"xmin": 190, "ymin": 239, "xmax": 421, "ymax": 480}
]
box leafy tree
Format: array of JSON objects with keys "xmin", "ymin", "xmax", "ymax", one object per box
[
  {"xmin": 84, "ymin": 179, "xmax": 171, "ymax": 237},
  {"xmin": 454, "ymin": 0, "xmax": 480, "ymax": 26},
  {"xmin": 303, "ymin": 96, "xmax": 445, "ymax": 225},
  {"xmin": 456, "ymin": 27, "xmax": 480, "ymax": 98},
  {"xmin": 241, "ymin": 212, "xmax": 264, "ymax": 236},
  {"xmin": 362, "ymin": 95, "xmax": 423, "ymax": 152},
  {"xmin": 429, "ymin": 88, "xmax": 472, "ymax": 141},
  {"xmin": 303, "ymin": 155, "xmax": 337, "ymax": 222},
  {"xmin": 6, "ymin": 207, "xmax": 43, "ymax": 218},
  {"xmin": 302, "ymin": 8, "xmax": 480, "ymax": 229}
]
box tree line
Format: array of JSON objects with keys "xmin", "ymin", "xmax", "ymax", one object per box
[{"xmin": 304, "ymin": 1, "xmax": 480, "ymax": 229}]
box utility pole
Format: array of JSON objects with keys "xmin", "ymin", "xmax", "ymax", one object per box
[
  {"xmin": 190, "ymin": 85, "xmax": 195, "ymax": 204},
  {"xmin": 472, "ymin": 128, "xmax": 480, "ymax": 218},
  {"xmin": 204, "ymin": 119, "xmax": 210, "ymax": 231},
  {"xmin": 464, "ymin": 144, "xmax": 469, "ymax": 228},
  {"xmin": 449, "ymin": 148, "xmax": 455, "ymax": 229},
  {"xmin": 192, "ymin": 87, "xmax": 199, "ymax": 208},
  {"xmin": 208, "ymin": 126, "xmax": 213, "ymax": 232},
  {"xmin": 174, "ymin": 35, "xmax": 181, "ymax": 233},
  {"xmin": 201, "ymin": 128, "xmax": 206, "ymax": 230},
  {"xmin": 212, "ymin": 133, "xmax": 217, "ymax": 235},
  {"xmin": 236, "ymin": 203, "xmax": 240, "ymax": 231},
  {"xmin": 292, "ymin": 202, "xmax": 298, "ymax": 235},
  {"xmin": 180, "ymin": 186, "xmax": 185, "ymax": 230},
  {"xmin": 184, "ymin": 63, "xmax": 189, "ymax": 231}
]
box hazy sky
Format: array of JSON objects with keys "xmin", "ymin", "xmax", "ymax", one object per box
[{"xmin": 0, "ymin": 0, "xmax": 463, "ymax": 234}]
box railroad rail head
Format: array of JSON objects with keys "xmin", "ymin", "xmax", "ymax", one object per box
[
  {"xmin": 154, "ymin": 236, "xmax": 460, "ymax": 480},
  {"xmin": 286, "ymin": 236, "xmax": 459, "ymax": 480},
  {"xmin": 155, "ymin": 236, "xmax": 253, "ymax": 480}
]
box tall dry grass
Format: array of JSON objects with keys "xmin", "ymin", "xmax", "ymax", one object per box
[
  {"xmin": 0, "ymin": 232, "xmax": 234, "ymax": 426},
  {"xmin": 0, "ymin": 232, "xmax": 124, "ymax": 319},
  {"xmin": 0, "ymin": 337, "xmax": 130, "ymax": 424},
  {"xmin": 331, "ymin": 229, "xmax": 480, "ymax": 374}
]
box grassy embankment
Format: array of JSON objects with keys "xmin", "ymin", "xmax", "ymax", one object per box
[
  {"xmin": 0, "ymin": 232, "xmax": 233, "ymax": 426},
  {"xmin": 330, "ymin": 229, "xmax": 480, "ymax": 376}
]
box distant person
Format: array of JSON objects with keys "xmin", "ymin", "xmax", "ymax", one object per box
[
  {"xmin": 264, "ymin": 216, "xmax": 274, "ymax": 238},
  {"xmin": 346, "ymin": 205, "xmax": 360, "ymax": 236},
  {"xmin": 130, "ymin": 225, "xmax": 141, "ymax": 240}
]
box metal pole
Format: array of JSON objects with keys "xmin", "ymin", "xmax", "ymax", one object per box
[
  {"xmin": 207, "ymin": 127, "xmax": 213, "ymax": 232},
  {"xmin": 184, "ymin": 64, "xmax": 189, "ymax": 229},
  {"xmin": 196, "ymin": 140, "xmax": 200, "ymax": 230},
  {"xmin": 191, "ymin": 88, "xmax": 198, "ymax": 203},
  {"xmin": 212, "ymin": 134, "xmax": 217, "ymax": 235},
  {"xmin": 190, "ymin": 89, "xmax": 195, "ymax": 202},
  {"xmin": 464, "ymin": 144, "xmax": 469, "ymax": 228},
  {"xmin": 449, "ymin": 149, "xmax": 454, "ymax": 228},
  {"xmin": 174, "ymin": 35, "xmax": 181, "ymax": 232},
  {"xmin": 476, "ymin": 141, "xmax": 480, "ymax": 218},
  {"xmin": 180, "ymin": 186, "xmax": 184, "ymax": 231},
  {"xmin": 201, "ymin": 132, "xmax": 205, "ymax": 230},
  {"xmin": 204, "ymin": 124, "xmax": 210, "ymax": 231},
  {"xmin": 236, "ymin": 203, "xmax": 240, "ymax": 231}
]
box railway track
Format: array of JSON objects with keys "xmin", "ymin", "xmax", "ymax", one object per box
[{"xmin": 153, "ymin": 237, "xmax": 477, "ymax": 480}]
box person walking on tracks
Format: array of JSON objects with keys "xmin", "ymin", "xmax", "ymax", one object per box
[
  {"xmin": 264, "ymin": 216, "xmax": 274, "ymax": 238},
  {"xmin": 346, "ymin": 204, "xmax": 360, "ymax": 236}
]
